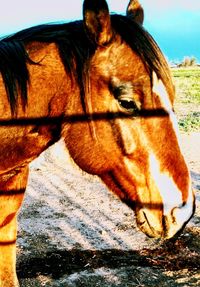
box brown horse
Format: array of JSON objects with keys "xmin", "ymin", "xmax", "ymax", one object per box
[{"xmin": 0, "ymin": 0, "xmax": 195, "ymax": 285}]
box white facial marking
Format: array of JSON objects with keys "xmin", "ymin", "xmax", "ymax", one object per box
[
  {"xmin": 152, "ymin": 72, "xmax": 172, "ymax": 111},
  {"xmin": 149, "ymin": 153, "xmax": 182, "ymax": 215},
  {"xmin": 173, "ymin": 186, "xmax": 194, "ymax": 224},
  {"xmin": 149, "ymin": 153, "xmax": 194, "ymax": 226}
]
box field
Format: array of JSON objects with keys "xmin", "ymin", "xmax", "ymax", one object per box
[
  {"xmin": 172, "ymin": 67, "xmax": 200, "ymax": 132},
  {"xmin": 17, "ymin": 68, "xmax": 200, "ymax": 286}
]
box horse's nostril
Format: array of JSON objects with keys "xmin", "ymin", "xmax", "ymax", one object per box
[
  {"xmin": 171, "ymin": 208, "xmax": 177, "ymax": 224},
  {"xmin": 162, "ymin": 215, "xmax": 168, "ymax": 236}
]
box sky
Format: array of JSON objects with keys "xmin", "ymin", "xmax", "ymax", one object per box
[{"xmin": 0, "ymin": 0, "xmax": 199, "ymax": 62}]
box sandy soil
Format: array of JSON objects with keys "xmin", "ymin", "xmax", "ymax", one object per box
[{"xmin": 16, "ymin": 133, "xmax": 200, "ymax": 287}]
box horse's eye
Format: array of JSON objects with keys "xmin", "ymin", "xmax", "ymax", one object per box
[{"xmin": 118, "ymin": 98, "xmax": 139, "ymax": 114}]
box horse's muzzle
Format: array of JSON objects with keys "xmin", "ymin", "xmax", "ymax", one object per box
[{"xmin": 135, "ymin": 192, "xmax": 195, "ymax": 239}]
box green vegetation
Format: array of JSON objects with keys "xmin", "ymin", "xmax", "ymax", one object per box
[
  {"xmin": 172, "ymin": 67, "xmax": 200, "ymax": 132},
  {"xmin": 178, "ymin": 112, "xmax": 200, "ymax": 131}
]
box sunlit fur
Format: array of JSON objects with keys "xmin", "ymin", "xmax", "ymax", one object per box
[{"xmin": 0, "ymin": 0, "xmax": 195, "ymax": 286}]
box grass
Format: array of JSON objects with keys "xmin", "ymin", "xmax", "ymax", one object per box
[{"xmin": 172, "ymin": 67, "xmax": 200, "ymax": 132}]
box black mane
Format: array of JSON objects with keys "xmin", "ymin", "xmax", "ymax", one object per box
[
  {"xmin": 0, "ymin": 21, "xmax": 95, "ymax": 114},
  {"xmin": 0, "ymin": 15, "xmax": 173, "ymax": 114}
]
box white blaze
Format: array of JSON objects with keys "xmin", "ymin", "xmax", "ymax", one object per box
[
  {"xmin": 149, "ymin": 153, "xmax": 182, "ymax": 215},
  {"xmin": 152, "ymin": 72, "xmax": 194, "ymax": 225},
  {"xmin": 149, "ymin": 153, "xmax": 194, "ymax": 226}
]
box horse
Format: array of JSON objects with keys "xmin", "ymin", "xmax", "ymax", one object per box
[{"xmin": 0, "ymin": 0, "xmax": 195, "ymax": 285}]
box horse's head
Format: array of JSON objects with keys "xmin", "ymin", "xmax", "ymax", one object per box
[{"xmin": 65, "ymin": 0, "xmax": 195, "ymax": 239}]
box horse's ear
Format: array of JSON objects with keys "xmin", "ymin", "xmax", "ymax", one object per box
[
  {"xmin": 83, "ymin": 0, "xmax": 113, "ymax": 46},
  {"xmin": 126, "ymin": 0, "xmax": 144, "ymax": 25}
]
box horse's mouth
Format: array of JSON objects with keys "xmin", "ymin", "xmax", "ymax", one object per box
[{"xmin": 135, "ymin": 210, "xmax": 163, "ymax": 238}]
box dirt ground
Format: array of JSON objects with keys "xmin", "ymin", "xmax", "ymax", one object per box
[{"xmin": 17, "ymin": 133, "xmax": 200, "ymax": 287}]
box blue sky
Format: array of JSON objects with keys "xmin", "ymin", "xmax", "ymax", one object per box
[{"xmin": 0, "ymin": 0, "xmax": 199, "ymax": 62}]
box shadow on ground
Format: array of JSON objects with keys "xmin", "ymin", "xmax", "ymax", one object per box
[{"xmin": 17, "ymin": 228, "xmax": 200, "ymax": 286}]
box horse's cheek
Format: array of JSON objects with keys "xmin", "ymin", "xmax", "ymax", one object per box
[{"xmin": 63, "ymin": 124, "xmax": 112, "ymax": 174}]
